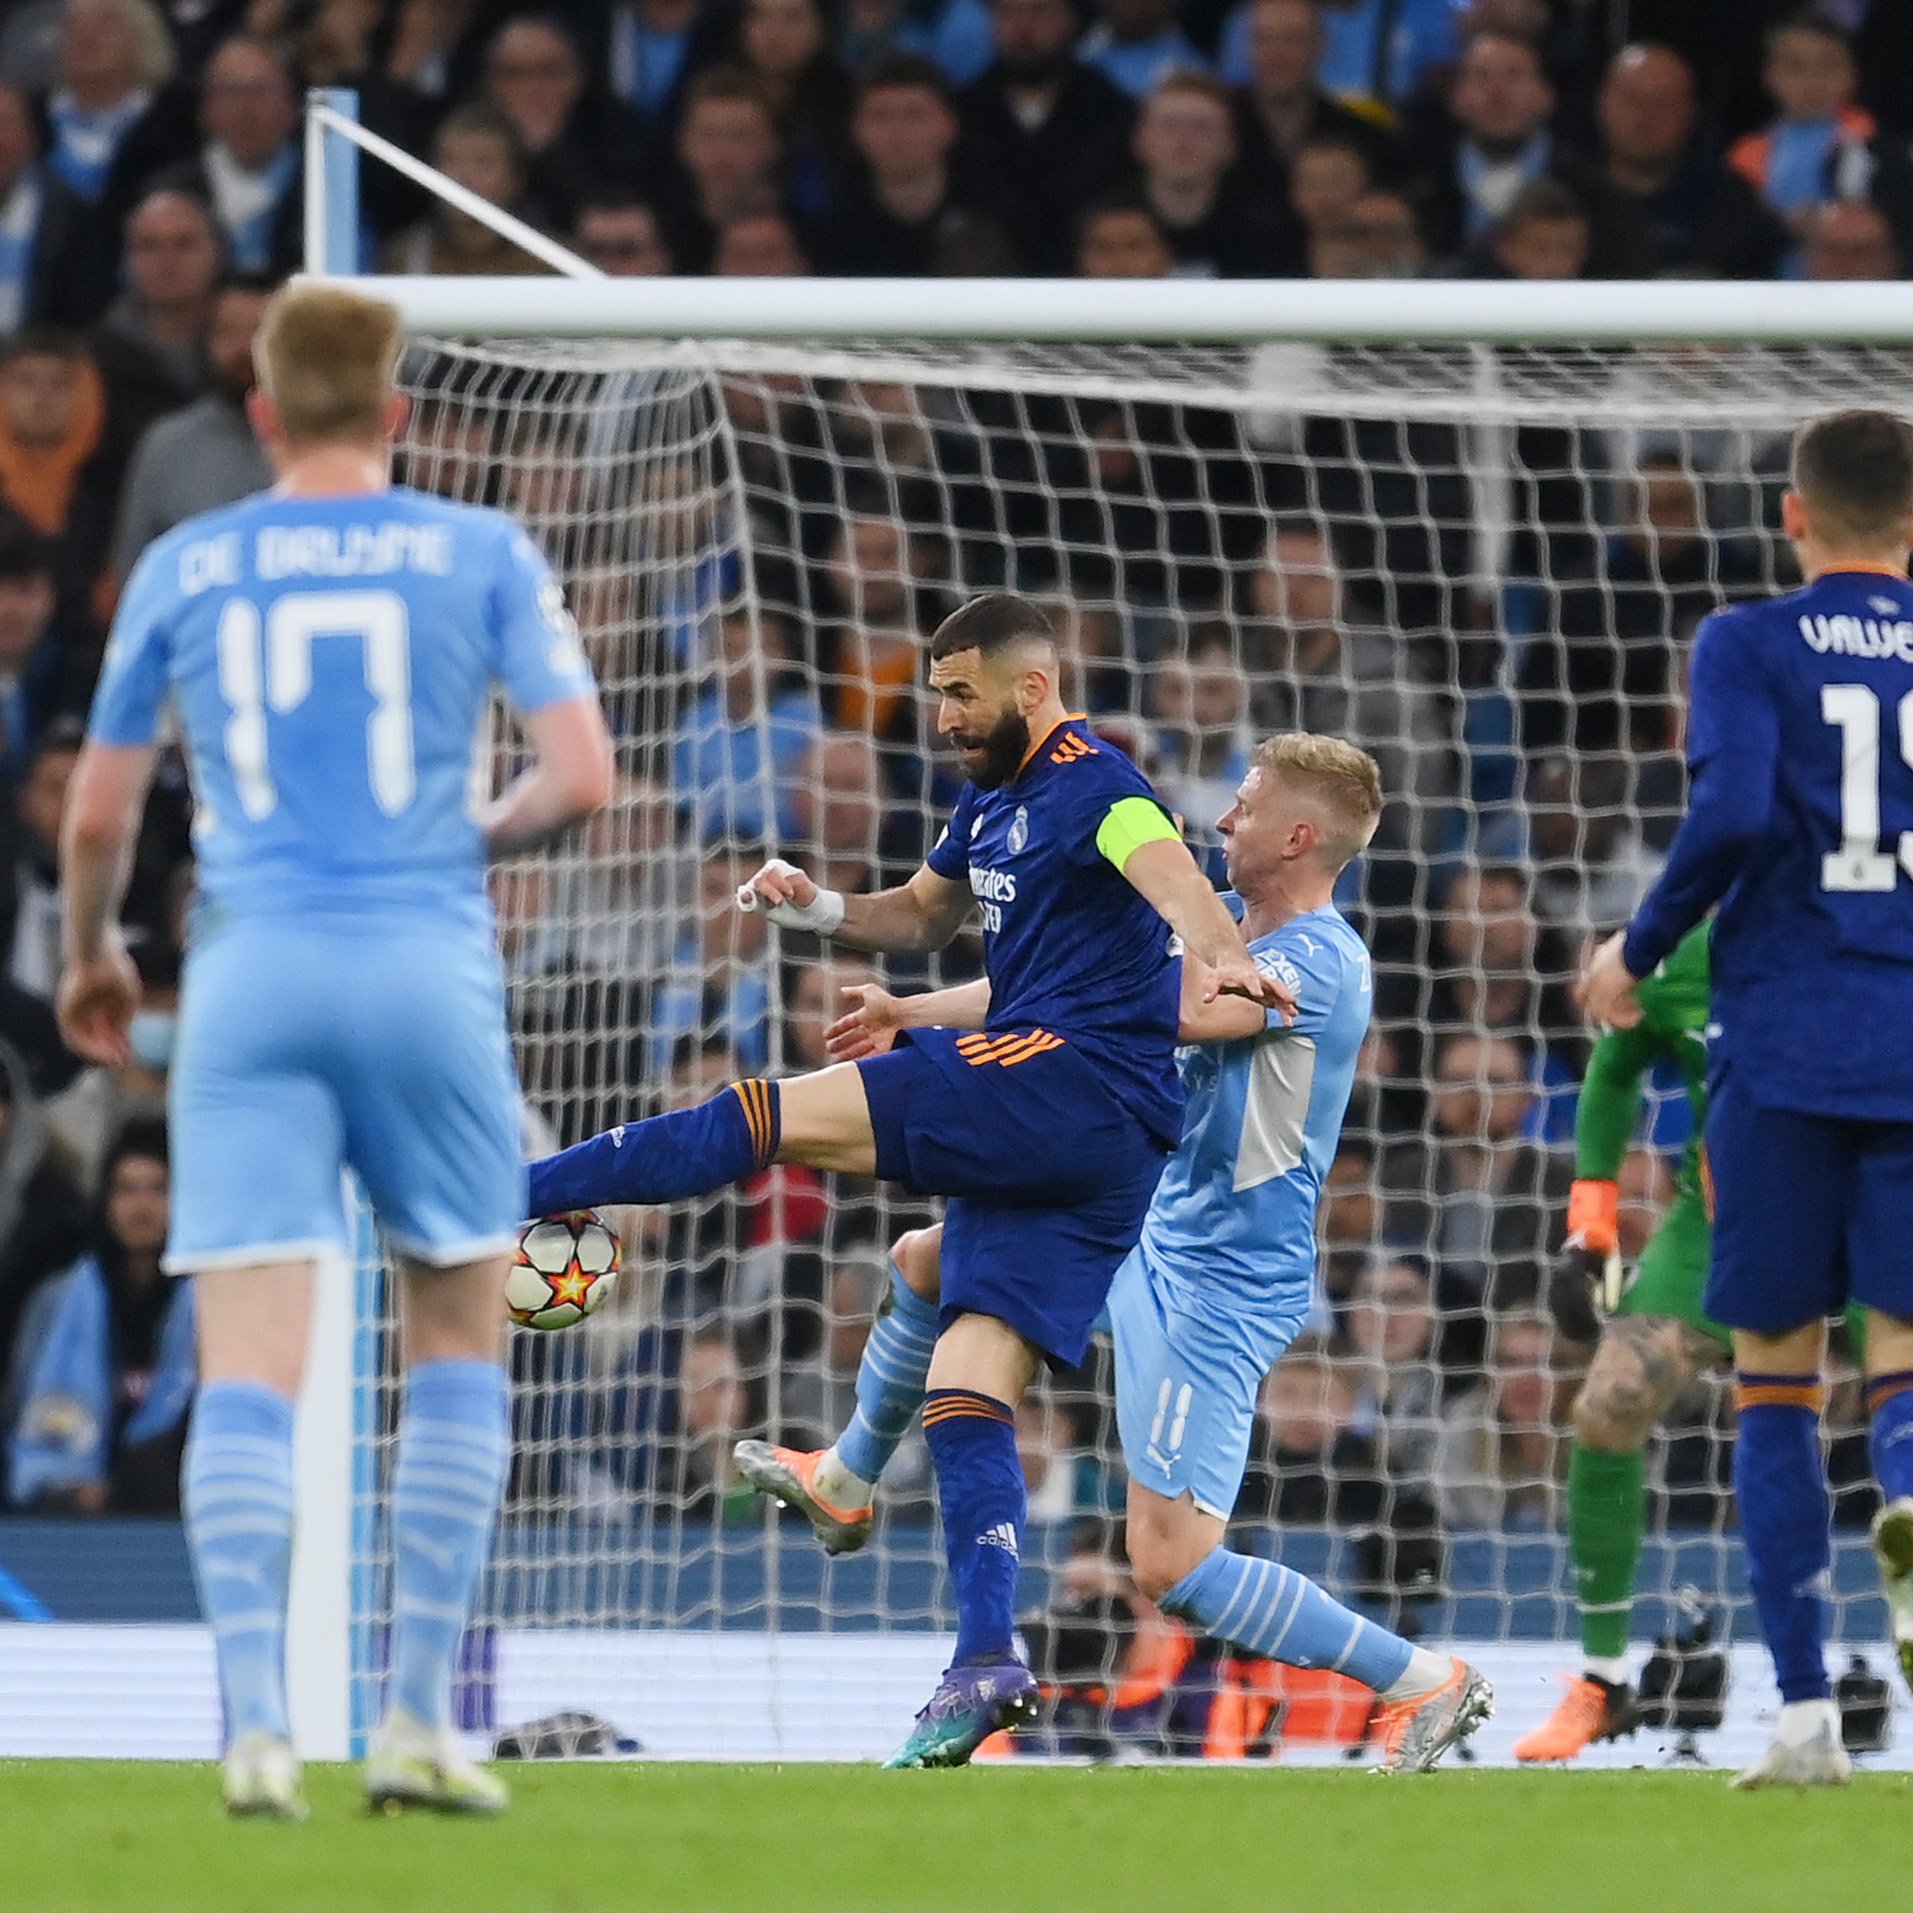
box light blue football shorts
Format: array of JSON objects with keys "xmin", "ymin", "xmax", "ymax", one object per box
[
  {"xmin": 1107, "ymin": 1242, "xmax": 1313, "ymax": 1520},
  {"xmin": 166, "ymin": 906, "xmax": 525, "ymax": 1272}
]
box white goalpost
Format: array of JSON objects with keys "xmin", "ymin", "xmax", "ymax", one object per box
[{"xmin": 291, "ymin": 94, "xmax": 1913, "ymax": 1767}]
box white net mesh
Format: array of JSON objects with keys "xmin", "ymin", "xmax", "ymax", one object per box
[{"xmin": 348, "ymin": 334, "xmax": 1901, "ymax": 1761}]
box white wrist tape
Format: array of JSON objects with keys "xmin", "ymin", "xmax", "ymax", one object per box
[{"xmin": 736, "ymin": 859, "xmax": 847, "ymax": 935}]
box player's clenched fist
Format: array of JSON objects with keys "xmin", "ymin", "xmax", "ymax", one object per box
[
  {"xmin": 1577, "ymin": 929, "xmax": 1643, "ymax": 1030},
  {"xmin": 825, "ymin": 983, "xmax": 906, "ymax": 1062},
  {"xmin": 735, "ymin": 857, "xmax": 846, "ymax": 935}
]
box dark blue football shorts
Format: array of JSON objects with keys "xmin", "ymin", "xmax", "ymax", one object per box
[
  {"xmin": 856, "ymin": 1026, "xmax": 1170, "ymax": 1366},
  {"xmin": 1704, "ymin": 1062, "xmax": 1913, "ymax": 1332}
]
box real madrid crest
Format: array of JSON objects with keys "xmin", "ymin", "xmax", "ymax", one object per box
[{"xmin": 1007, "ymin": 805, "xmax": 1029, "ymax": 854}]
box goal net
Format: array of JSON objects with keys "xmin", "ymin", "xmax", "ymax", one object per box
[{"xmin": 352, "ymin": 322, "xmax": 1913, "ymax": 1763}]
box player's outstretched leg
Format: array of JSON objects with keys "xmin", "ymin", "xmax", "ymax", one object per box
[
  {"xmin": 1728, "ymin": 1348, "xmax": 1849, "ymax": 1788},
  {"xmin": 1516, "ymin": 1315, "xmax": 1712, "ymax": 1762},
  {"xmin": 1864, "ymin": 1333, "xmax": 1913, "ymax": 1692},
  {"xmin": 885, "ymin": 1315, "xmax": 1041, "ymax": 1769},
  {"xmin": 183, "ymin": 1267, "xmax": 311, "ymax": 1821},
  {"xmin": 365, "ymin": 1264, "xmax": 514, "ymax": 1816},
  {"xmin": 735, "ymin": 1228, "xmax": 944, "ymax": 1554},
  {"xmin": 1131, "ymin": 1491, "xmax": 1490, "ymax": 1774}
]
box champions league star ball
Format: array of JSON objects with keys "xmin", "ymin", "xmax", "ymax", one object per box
[{"xmin": 506, "ymin": 1210, "xmax": 622, "ymax": 1330}]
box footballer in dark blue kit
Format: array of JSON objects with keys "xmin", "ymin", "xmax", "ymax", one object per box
[
  {"xmin": 527, "ymin": 593, "xmax": 1285, "ymax": 1765},
  {"xmin": 1583, "ymin": 408, "xmax": 1913, "ymax": 1788}
]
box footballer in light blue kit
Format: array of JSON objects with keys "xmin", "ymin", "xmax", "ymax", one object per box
[
  {"xmin": 1583, "ymin": 408, "xmax": 1913, "ymax": 1789},
  {"xmin": 56, "ymin": 284, "xmax": 612, "ymax": 1820},
  {"xmin": 740, "ymin": 733, "xmax": 1492, "ymax": 1771}
]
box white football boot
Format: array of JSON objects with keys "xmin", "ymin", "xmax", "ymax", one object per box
[
  {"xmin": 222, "ymin": 1731, "xmax": 307, "ymax": 1821},
  {"xmin": 364, "ymin": 1708, "xmax": 510, "ymax": 1816},
  {"xmin": 1730, "ymin": 1699, "xmax": 1852, "ymax": 1789}
]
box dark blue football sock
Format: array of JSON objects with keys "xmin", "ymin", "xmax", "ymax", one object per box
[
  {"xmin": 1867, "ymin": 1370, "xmax": 1913, "ymax": 1503},
  {"xmin": 923, "ymin": 1389, "xmax": 1025, "ymax": 1668},
  {"xmin": 526, "ymin": 1080, "xmax": 780, "ymax": 1213},
  {"xmin": 1734, "ymin": 1374, "xmax": 1833, "ymax": 1705}
]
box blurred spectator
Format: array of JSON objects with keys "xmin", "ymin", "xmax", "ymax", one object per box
[
  {"xmin": 1239, "ymin": 1339, "xmax": 1383, "ymax": 1525},
  {"xmin": 0, "ymin": 1036, "xmax": 89, "ymax": 1393},
  {"xmin": 1308, "ymin": 187, "xmax": 1426, "ymax": 277},
  {"xmin": 482, "ymin": 14, "xmax": 650, "ymax": 234},
  {"xmin": 784, "ymin": 953, "xmax": 880, "ymax": 1070},
  {"xmin": 1593, "ymin": 42, "xmax": 1783, "ymax": 280},
  {"xmin": 1346, "ymin": 1253, "xmax": 1441, "ymax": 1481},
  {"xmin": 1242, "ymin": 517, "xmax": 1456, "ymax": 866},
  {"xmin": 817, "ymin": 497, "xmax": 936, "ymax": 741},
  {"xmin": 1521, "ymin": 755, "xmax": 1664, "ymax": 945},
  {"xmin": 1480, "ymin": 177, "xmax": 1591, "ymax": 279},
  {"xmin": 6, "ymin": 1116, "xmax": 187, "ymax": 1514},
  {"xmin": 1520, "ymin": 451, "xmax": 1753, "ymax": 757},
  {"xmin": 1017, "ymin": 1385, "xmax": 1084, "ymax": 1521},
  {"xmin": 1078, "ymin": 0, "xmax": 1205, "ymax": 103},
  {"xmin": 0, "ymin": 516, "xmax": 93, "ymax": 777},
  {"xmin": 1218, "ymin": 0, "xmax": 1462, "ymax": 115},
  {"xmin": 1075, "ymin": 195, "xmax": 1175, "ymax": 276},
  {"xmin": 811, "ymin": 54, "xmax": 1016, "ymax": 275},
  {"xmin": 383, "ymin": 0, "xmax": 495, "ymax": 107},
  {"xmin": 1384, "ymin": 1030, "xmax": 1575, "ymax": 1313},
  {"xmin": 955, "ymin": 0, "xmax": 1136, "ymax": 275},
  {"xmin": 45, "ymin": 0, "xmax": 185, "ymax": 210},
  {"xmin": 165, "ymin": 33, "xmax": 302, "ymax": 274},
  {"xmin": 837, "ymin": 0, "xmax": 996, "ymax": 90},
  {"xmin": 0, "ymin": 79, "xmax": 109, "ymax": 330},
  {"xmin": 1426, "ymin": 861, "xmax": 1580, "ymax": 1069},
  {"xmin": 1229, "ymin": 0, "xmax": 1395, "ymax": 227},
  {"xmin": 571, "ymin": 194, "xmax": 675, "ymax": 275},
  {"xmin": 1799, "ymin": 194, "xmax": 1899, "ymax": 279},
  {"xmin": 781, "ymin": 1242, "xmax": 881, "ymax": 1441},
  {"xmin": 1428, "ymin": 1310, "xmax": 1573, "ymax": 1529},
  {"xmin": 1286, "ymin": 131, "xmax": 1374, "ymax": 264},
  {"xmin": 110, "ymin": 271, "xmax": 272, "ymax": 578},
  {"xmin": 97, "ymin": 186, "xmax": 221, "ymax": 400},
  {"xmin": 673, "ymin": 606, "xmax": 821, "ymax": 844},
  {"xmin": 1317, "ymin": 1118, "xmax": 1385, "ymax": 1305},
  {"xmin": 0, "ymin": 329, "xmax": 113, "ymax": 616},
  {"xmin": 594, "ymin": 0, "xmax": 733, "ymax": 130},
  {"xmin": 789, "ymin": 730, "xmax": 888, "ymax": 893},
  {"xmin": 1410, "ymin": 29, "xmax": 1650, "ymax": 276},
  {"xmin": 651, "ymin": 842, "xmax": 775, "ymax": 1072},
  {"xmin": 1133, "ymin": 71, "xmax": 1280, "ymax": 277},
  {"xmin": 1146, "ymin": 622, "xmax": 1251, "ymax": 848},
  {"xmin": 657, "ymin": 1329, "xmax": 758, "ymax": 1519},
  {"xmin": 713, "ymin": 208, "xmax": 812, "ymax": 273},
  {"xmin": 664, "ymin": 67, "xmax": 785, "ymax": 275},
  {"xmin": 380, "ymin": 102, "xmax": 551, "ymax": 275},
  {"xmin": 1726, "ymin": 9, "xmax": 1913, "ymax": 270},
  {"xmin": 736, "ymin": 0, "xmax": 854, "ymax": 218}
]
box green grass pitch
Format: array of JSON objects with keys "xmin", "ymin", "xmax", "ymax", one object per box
[{"xmin": 4, "ymin": 1761, "xmax": 1906, "ymax": 1913}]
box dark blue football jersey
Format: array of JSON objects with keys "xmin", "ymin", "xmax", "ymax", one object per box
[
  {"xmin": 926, "ymin": 717, "xmax": 1184, "ymax": 1146},
  {"xmin": 1625, "ymin": 567, "xmax": 1913, "ymax": 1119}
]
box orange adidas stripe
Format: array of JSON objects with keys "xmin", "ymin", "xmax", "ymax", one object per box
[
  {"xmin": 990, "ymin": 1032, "xmax": 1065, "ymax": 1068},
  {"xmin": 1734, "ymin": 1383, "xmax": 1825, "ymax": 1412}
]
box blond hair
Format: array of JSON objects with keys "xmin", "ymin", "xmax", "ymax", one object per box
[
  {"xmin": 1253, "ymin": 731, "xmax": 1383, "ymax": 863},
  {"xmin": 254, "ymin": 283, "xmax": 404, "ymax": 445},
  {"xmin": 108, "ymin": 0, "xmax": 179, "ymax": 91}
]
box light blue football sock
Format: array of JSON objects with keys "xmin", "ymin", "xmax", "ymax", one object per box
[
  {"xmin": 183, "ymin": 1379, "xmax": 297, "ymax": 1743},
  {"xmin": 388, "ymin": 1360, "xmax": 510, "ymax": 1729},
  {"xmin": 834, "ymin": 1261, "xmax": 940, "ymax": 1487},
  {"xmin": 1162, "ymin": 1545, "xmax": 1416, "ymax": 1693}
]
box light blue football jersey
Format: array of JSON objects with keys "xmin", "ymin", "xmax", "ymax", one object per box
[
  {"xmin": 1136, "ymin": 901, "xmax": 1371, "ymax": 1302},
  {"xmin": 88, "ymin": 487, "xmax": 596, "ymax": 916}
]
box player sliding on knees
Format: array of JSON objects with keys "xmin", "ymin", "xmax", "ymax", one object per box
[
  {"xmin": 57, "ymin": 284, "xmax": 614, "ymax": 1819},
  {"xmin": 735, "ymin": 735, "xmax": 1493, "ymax": 1772},
  {"xmin": 1582, "ymin": 408, "xmax": 1913, "ymax": 1789},
  {"xmin": 529, "ymin": 595, "xmax": 1288, "ymax": 1768}
]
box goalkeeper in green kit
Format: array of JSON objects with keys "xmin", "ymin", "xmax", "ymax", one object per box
[{"xmin": 1515, "ymin": 920, "xmax": 1722, "ymax": 1762}]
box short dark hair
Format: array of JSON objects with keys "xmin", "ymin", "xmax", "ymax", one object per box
[
  {"xmin": 0, "ymin": 326, "xmax": 89, "ymax": 369},
  {"xmin": 215, "ymin": 267, "xmax": 279, "ymax": 300},
  {"xmin": 1768, "ymin": 7, "xmax": 1851, "ymax": 54},
  {"xmin": 0, "ymin": 512, "xmax": 51, "ymax": 584},
  {"xmin": 1793, "ymin": 409, "xmax": 1913, "ymax": 542},
  {"xmin": 928, "ymin": 594, "xmax": 1057, "ymax": 660},
  {"xmin": 1497, "ymin": 177, "xmax": 1587, "ymax": 236},
  {"xmin": 857, "ymin": 51, "xmax": 953, "ymax": 107}
]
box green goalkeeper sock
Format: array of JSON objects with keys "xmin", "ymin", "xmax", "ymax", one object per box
[{"xmin": 1569, "ymin": 1444, "xmax": 1647, "ymax": 1666}]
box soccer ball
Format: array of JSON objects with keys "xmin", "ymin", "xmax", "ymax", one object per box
[{"xmin": 506, "ymin": 1210, "xmax": 621, "ymax": 1330}]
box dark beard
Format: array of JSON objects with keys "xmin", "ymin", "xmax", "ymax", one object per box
[
  {"xmin": 999, "ymin": 47, "xmax": 1073, "ymax": 89},
  {"xmin": 954, "ymin": 706, "xmax": 1030, "ymax": 790}
]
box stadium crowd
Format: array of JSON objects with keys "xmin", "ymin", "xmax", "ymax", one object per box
[{"xmin": 0, "ymin": 0, "xmax": 1896, "ymax": 1596}]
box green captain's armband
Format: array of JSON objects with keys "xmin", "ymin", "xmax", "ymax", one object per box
[{"xmin": 1095, "ymin": 796, "xmax": 1182, "ymax": 872}]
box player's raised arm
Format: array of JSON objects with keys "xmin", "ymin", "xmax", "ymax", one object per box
[{"xmin": 1119, "ymin": 830, "xmax": 1291, "ymax": 1015}]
